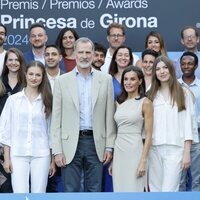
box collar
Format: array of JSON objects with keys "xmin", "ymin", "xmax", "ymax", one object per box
[
  {"xmin": 179, "ymin": 76, "xmax": 200, "ymax": 87},
  {"xmin": 21, "ymin": 88, "xmax": 42, "ymax": 101},
  {"xmin": 46, "ymin": 68, "xmax": 61, "ymax": 79},
  {"xmin": 75, "ymin": 66, "xmax": 94, "ymax": 75}
]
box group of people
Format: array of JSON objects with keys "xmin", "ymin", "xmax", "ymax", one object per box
[{"xmin": 0, "ymin": 21, "xmax": 199, "ymax": 193}]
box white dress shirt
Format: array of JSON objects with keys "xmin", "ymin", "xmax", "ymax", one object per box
[
  {"xmin": 152, "ymin": 88, "xmax": 195, "ymax": 147},
  {"xmin": 0, "ymin": 89, "xmax": 51, "ymax": 157},
  {"xmin": 47, "ymin": 69, "xmax": 61, "ymax": 92}
]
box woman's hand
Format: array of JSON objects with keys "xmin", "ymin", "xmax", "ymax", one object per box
[{"xmin": 3, "ymin": 158, "xmax": 13, "ymax": 173}]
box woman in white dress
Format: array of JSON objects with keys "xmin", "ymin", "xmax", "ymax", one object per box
[
  {"xmin": 109, "ymin": 65, "xmax": 153, "ymax": 192},
  {"xmin": 148, "ymin": 55, "xmax": 195, "ymax": 191}
]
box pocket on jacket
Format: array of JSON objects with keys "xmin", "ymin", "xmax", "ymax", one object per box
[{"xmin": 61, "ymin": 134, "xmax": 69, "ymax": 140}]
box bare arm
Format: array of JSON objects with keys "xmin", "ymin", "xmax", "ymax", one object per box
[
  {"xmin": 3, "ymin": 145, "xmax": 13, "ymax": 173},
  {"xmin": 182, "ymin": 140, "xmax": 192, "ymax": 170},
  {"xmin": 137, "ymin": 98, "xmax": 153, "ymax": 177}
]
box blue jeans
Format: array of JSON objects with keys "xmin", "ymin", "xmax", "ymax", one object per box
[{"xmin": 179, "ymin": 141, "xmax": 200, "ymax": 191}]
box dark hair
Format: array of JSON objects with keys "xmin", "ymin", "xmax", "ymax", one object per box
[
  {"xmin": 117, "ymin": 65, "xmax": 146, "ymax": 104},
  {"xmin": 145, "ymin": 31, "xmax": 167, "ymax": 56},
  {"xmin": 109, "ymin": 45, "xmax": 133, "ymax": 76},
  {"xmin": 94, "ymin": 42, "xmax": 107, "ymax": 57},
  {"xmin": 25, "ymin": 61, "xmax": 52, "ymax": 118},
  {"xmin": 180, "ymin": 51, "xmax": 198, "ymax": 66},
  {"xmin": 148, "ymin": 55, "xmax": 185, "ymax": 112},
  {"xmin": 29, "ymin": 23, "xmax": 46, "ymax": 33},
  {"xmin": 55, "ymin": 27, "xmax": 79, "ymax": 57},
  {"xmin": 0, "ymin": 23, "xmax": 7, "ymax": 35},
  {"xmin": 181, "ymin": 25, "xmax": 199, "ymax": 39},
  {"xmin": 45, "ymin": 44, "xmax": 61, "ymax": 54},
  {"xmin": 2, "ymin": 48, "xmax": 26, "ymax": 88},
  {"xmin": 107, "ymin": 22, "xmax": 126, "ymax": 36},
  {"xmin": 141, "ymin": 48, "xmax": 159, "ymax": 60}
]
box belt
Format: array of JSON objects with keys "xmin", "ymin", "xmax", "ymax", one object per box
[{"xmin": 79, "ymin": 130, "xmax": 93, "ymax": 136}]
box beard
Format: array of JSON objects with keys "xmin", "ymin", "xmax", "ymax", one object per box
[{"xmin": 77, "ymin": 60, "xmax": 92, "ymax": 69}]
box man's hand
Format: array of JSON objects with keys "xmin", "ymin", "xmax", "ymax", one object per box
[
  {"xmin": 103, "ymin": 150, "xmax": 113, "ymax": 165},
  {"xmin": 54, "ymin": 153, "xmax": 66, "ymax": 167}
]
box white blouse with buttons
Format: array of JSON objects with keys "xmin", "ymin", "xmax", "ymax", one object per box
[
  {"xmin": 0, "ymin": 89, "xmax": 51, "ymax": 157},
  {"xmin": 152, "ymin": 87, "xmax": 196, "ymax": 147}
]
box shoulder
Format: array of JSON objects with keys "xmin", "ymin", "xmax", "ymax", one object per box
[
  {"xmin": 142, "ymin": 97, "xmax": 153, "ymax": 112},
  {"xmin": 94, "ymin": 69, "xmax": 112, "ymax": 81},
  {"xmin": 57, "ymin": 70, "xmax": 75, "ymax": 81},
  {"xmin": 143, "ymin": 97, "xmax": 153, "ymax": 107},
  {"xmin": 6, "ymin": 91, "xmax": 23, "ymax": 102}
]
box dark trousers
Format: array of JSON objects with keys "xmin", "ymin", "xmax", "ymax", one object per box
[{"xmin": 61, "ymin": 135, "xmax": 103, "ymax": 192}]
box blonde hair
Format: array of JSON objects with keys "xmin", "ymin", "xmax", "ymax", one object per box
[{"xmin": 0, "ymin": 79, "xmax": 5, "ymax": 96}]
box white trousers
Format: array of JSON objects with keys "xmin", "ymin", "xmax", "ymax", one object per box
[
  {"xmin": 148, "ymin": 145, "xmax": 183, "ymax": 192},
  {"xmin": 11, "ymin": 155, "xmax": 50, "ymax": 193}
]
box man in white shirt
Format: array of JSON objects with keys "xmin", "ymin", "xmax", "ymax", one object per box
[
  {"xmin": 178, "ymin": 51, "xmax": 200, "ymax": 191},
  {"xmin": 45, "ymin": 45, "xmax": 63, "ymax": 92},
  {"xmin": 0, "ymin": 23, "xmax": 7, "ymax": 76},
  {"xmin": 101, "ymin": 22, "xmax": 139, "ymax": 73}
]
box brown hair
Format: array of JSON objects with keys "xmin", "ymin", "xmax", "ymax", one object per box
[
  {"xmin": 145, "ymin": 31, "xmax": 168, "ymax": 56},
  {"xmin": 0, "ymin": 79, "xmax": 5, "ymax": 96},
  {"xmin": 109, "ymin": 45, "xmax": 133, "ymax": 76},
  {"xmin": 107, "ymin": 22, "xmax": 126, "ymax": 36},
  {"xmin": 148, "ymin": 56, "xmax": 185, "ymax": 112},
  {"xmin": 1, "ymin": 48, "xmax": 26, "ymax": 88},
  {"xmin": 25, "ymin": 61, "xmax": 52, "ymax": 118}
]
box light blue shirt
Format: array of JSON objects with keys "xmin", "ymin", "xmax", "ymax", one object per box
[
  {"xmin": 178, "ymin": 77, "xmax": 200, "ymax": 128},
  {"xmin": 76, "ymin": 67, "xmax": 93, "ymax": 131}
]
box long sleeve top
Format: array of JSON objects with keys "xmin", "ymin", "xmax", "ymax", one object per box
[
  {"xmin": 0, "ymin": 89, "xmax": 51, "ymax": 157},
  {"xmin": 152, "ymin": 87, "xmax": 196, "ymax": 147}
]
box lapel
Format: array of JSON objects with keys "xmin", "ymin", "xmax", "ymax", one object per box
[
  {"xmin": 92, "ymin": 70, "xmax": 102, "ymax": 110},
  {"xmin": 67, "ymin": 69, "xmax": 79, "ymax": 111}
]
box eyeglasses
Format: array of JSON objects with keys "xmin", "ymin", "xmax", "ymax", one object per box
[
  {"xmin": 109, "ymin": 34, "xmax": 124, "ymax": 39},
  {"xmin": 183, "ymin": 35, "xmax": 197, "ymax": 40}
]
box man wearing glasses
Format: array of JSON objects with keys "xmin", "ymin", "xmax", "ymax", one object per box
[
  {"xmin": 101, "ymin": 22, "xmax": 139, "ymax": 73},
  {"xmin": 174, "ymin": 25, "xmax": 200, "ymax": 78}
]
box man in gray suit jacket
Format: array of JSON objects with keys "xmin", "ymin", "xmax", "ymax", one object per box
[{"xmin": 50, "ymin": 37, "xmax": 116, "ymax": 192}]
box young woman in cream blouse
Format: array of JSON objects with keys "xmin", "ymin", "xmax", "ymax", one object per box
[{"xmin": 147, "ymin": 55, "xmax": 196, "ymax": 192}]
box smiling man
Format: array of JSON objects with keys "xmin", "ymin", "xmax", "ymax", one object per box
[
  {"xmin": 24, "ymin": 23, "xmax": 48, "ymax": 65},
  {"xmin": 178, "ymin": 51, "xmax": 200, "ymax": 191},
  {"xmin": 174, "ymin": 26, "xmax": 200, "ymax": 78},
  {"xmin": 50, "ymin": 37, "xmax": 116, "ymax": 192}
]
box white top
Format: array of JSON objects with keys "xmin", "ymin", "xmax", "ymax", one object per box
[
  {"xmin": 101, "ymin": 48, "xmax": 139, "ymax": 73},
  {"xmin": 0, "ymin": 50, "xmax": 6, "ymax": 76},
  {"xmin": 152, "ymin": 87, "xmax": 195, "ymax": 147},
  {"xmin": 0, "ymin": 89, "xmax": 51, "ymax": 157},
  {"xmin": 46, "ymin": 69, "xmax": 61, "ymax": 92}
]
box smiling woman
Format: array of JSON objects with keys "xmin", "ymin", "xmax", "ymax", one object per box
[
  {"xmin": 147, "ymin": 56, "xmax": 195, "ymax": 192},
  {"xmin": 0, "ymin": 48, "xmax": 26, "ymax": 114},
  {"xmin": 0, "ymin": 61, "xmax": 54, "ymax": 193},
  {"xmin": 109, "ymin": 65, "xmax": 153, "ymax": 192}
]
